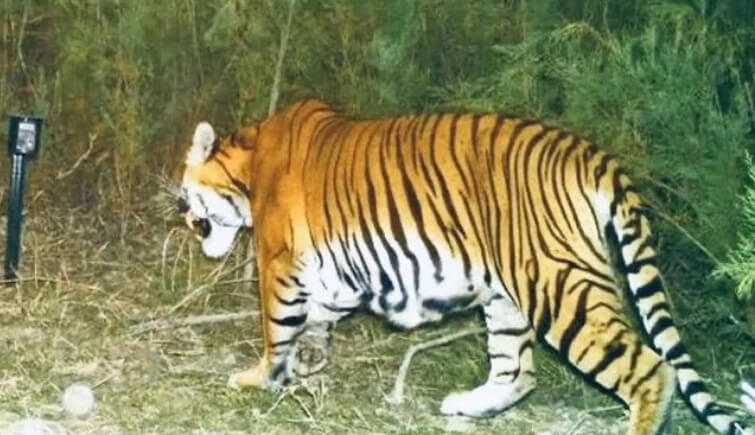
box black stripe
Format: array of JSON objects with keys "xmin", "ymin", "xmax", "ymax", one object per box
[
  {"xmin": 488, "ymin": 115, "xmax": 507, "ymax": 278},
  {"xmin": 355, "ymin": 188, "xmax": 391, "ymax": 304},
  {"xmin": 553, "ymin": 267, "xmax": 570, "ymax": 319},
  {"xmin": 380, "ymin": 120, "xmax": 421, "ymax": 292},
  {"xmin": 489, "ymin": 353, "xmax": 513, "ymax": 359},
  {"xmin": 682, "ymin": 380, "xmax": 706, "ymax": 398},
  {"xmin": 459, "ymin": 190, "xmax": 490, "ymax": 282},
  {"xmin": 630, "ymin": 360, "xmax": 664, "ymax": 396},
  {"xmin": 559, "ymin": 286, "xmax": 590, "ymax": 359},
  {"xmin": 625, "ymin": 256, "xmax": 657, "ymax": 275},
  {"xmin": 560, "ymin": 136, "xmax": 607, "ymax": 264},
  {"xmin": 470, "ymin": 113, "xmax": 481, "ymax": 157},
  {"xmin": 503, "ymin": 120, "xmax": 539, "ymax": 303},
  {"xmin": 665, "ymin": 342, "xmax": 687, "ymax": 362},
  {"xmin": 422, "ymin": 294, "xmax": 477, "ymax": 314},
  {"xmin": 396, "ymin": 124, "xmax": 443, "ymax": 282},
  {"xmin": 536, "ymin": 131, "xmax": 571, "ymax": 245},
  {"xmin": 633, "ymin": 276, "xmax": 664, "ymax": 300},
  {"xmin": 576, "ymin": 340, "xmax": 596, "ymax": 364},
  {"xmin": 429, "ymin": 115, "xmax": 467, "ymax": 238},
  {"xmin": 674, "ymin": 360, "xmax": 695, "ymax": 370},
  {"xmin": 700, "ymin": 402, "xmax": 726, "ymax": 418},
  {"xmin": 274, "ymin": 293, "xmax": 307, "ymax": 306},
  {"xmin": 489, "ymin": 325, "xmax": 531, "ymax": 336},
  {"xmin": 269, "ymin": 314, "xmax": 308, "ymax": 327},
  {"xmin": 349, "ymin": 121, "xmax": 381, "ymax": 195},
  {"xmin": 628, "ymin": 340, "xmax": 643, "ymax": 373},
  {"xmin": 574, "ymin": 140, "xmax": 606, "ymax": 249},
  {"xmin": 550, "ymin": 140, "xmax": 576, "ymax": 235},
  {"xmin": 270, "ymin": 362, "xmax": 288, "ymax": 384},
  {"xmin": 448, "ymin": 113, "xmax": 471, "ymax": 192},
  {"xmin": 213, "ymin": 159, "xmax": 251, "ymax": 198},
  {"xmin": 294, "ymin": 108, "xmax": 338, "ymax": 173},
  {"xmin": 271, "ymin": 339, "xmax": 295, "ymax": 348},
  {"xmin": 518, "ymin": 339, "xmax": 534, "ymax": 357},
  {"xmin": 587, "ymin": 340, "xmax": 627, "ymax": 379},
  {"xmin": 323, "ymin": 303, "xmax": 359, "ymax": 313},
  {"xmin": 324, "ymin": 121, "xmax": 356, "ymax": 242},
  {"xmin": 365, "ymin": 124, "xmax": 409, "ymax": 312},
  {"xmin": 648, "ymin": 316, "xmax": 674, "ymax": 338},
  {"xmin": 593, "ymin": 152, "xmax": 613, "ymax": 183},
  {"xmin": 535, "ymin": 287, "xmax": 552, "ymax": 338},
  {"xmin": 350, "ymin": 233, "xmax": 374, "ymax": 288},
  {"xmin": 338, "ymin": 236, "xmax": 369, "ymax": 292}
]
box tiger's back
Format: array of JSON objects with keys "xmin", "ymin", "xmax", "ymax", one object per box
[{"xmin": 180, "ymin": 99, "xmax": 752, "ymax": 435}]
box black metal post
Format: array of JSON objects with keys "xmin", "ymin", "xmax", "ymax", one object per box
[
  {"xmin": 4, "ymin": 115, "xmax": 42, "ymax": 282},
  {"xmin": 4, "ymin": 154, "xmax": 26, "ymax": 280}
]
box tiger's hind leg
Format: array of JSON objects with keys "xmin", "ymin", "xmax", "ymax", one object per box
[
  {"xmin": 546, "ymin": 284, "xmax": 676, "ymax": 435},
  {"xmin": 440, "ymin": 293, "xmax": 536, "ymax": 417}
]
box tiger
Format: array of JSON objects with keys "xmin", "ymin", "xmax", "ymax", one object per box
[{"xmin": 177, "ymin": 99, "xmax": 753, "ymax": 435}]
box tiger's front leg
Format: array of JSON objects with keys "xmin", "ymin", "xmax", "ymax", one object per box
[
  {"xmin": 294, "ymin": 321, "xmax": 333, "ymax": 377},
  {"xmin": 228, "ymin": 254, "xmax": 309, "ymax": 392}
]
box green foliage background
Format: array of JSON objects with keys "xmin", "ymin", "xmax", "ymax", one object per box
[{"xmin": 1, "ymin": 0, "xmax": 754, "ymax": 306}]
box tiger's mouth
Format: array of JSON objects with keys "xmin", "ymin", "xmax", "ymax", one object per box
[
  {"xmin": 185, "ymin": 214, "xmax": 211, "ymax": 239},
  {"xmin": 177, "ymin": 198, "xmax": 209, "ymax": 240}
]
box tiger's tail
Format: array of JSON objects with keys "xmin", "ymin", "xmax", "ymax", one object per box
[{"xmin": 605, "ymin": 166, "xmax": 752, "ymax": 435}]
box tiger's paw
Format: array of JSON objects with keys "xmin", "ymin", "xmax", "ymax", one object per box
[
  {"xmin": 294, "ymin": 343, "xmax": 329, "ymax": 377},
  {"xmin": 227, "ymin": 361, "xmax": 275, "ymax": 391},
  {"xmin": 440, "ymin": 379, "xmax": 535, "ymax": 417}
]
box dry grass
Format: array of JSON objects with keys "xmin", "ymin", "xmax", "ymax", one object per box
[{"xmin": 0, "ymin": 201, "xmax": 752, "ymax": 435}]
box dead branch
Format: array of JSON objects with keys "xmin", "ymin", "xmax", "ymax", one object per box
[
  {"xmin": 267, "ymin": 0, "xmax": 297, "ymax": 116},
  {"xmin": 56, "ymin": 132, "xmax": 97, "ymax": 180},
  {"xmin": 387, "ymin": 327, "xmax": 485, "ymax": 405},
  {"xmin": 129, "ymin": 310, "xmax": 258, "ymax": 336}
]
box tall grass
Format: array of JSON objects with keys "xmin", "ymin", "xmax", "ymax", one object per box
[{"xmin": 0, "ymin": 0, "xmax": 754, "ymax": 305}]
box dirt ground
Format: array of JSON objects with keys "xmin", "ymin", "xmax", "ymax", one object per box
[{"xmin": 0, "ymin": 205, "xmax": 752, "ymax": 435}]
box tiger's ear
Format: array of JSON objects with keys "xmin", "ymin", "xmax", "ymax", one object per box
[{"xmin": 186, "ymin": 122, "xmax": 216, "ymax": 166}]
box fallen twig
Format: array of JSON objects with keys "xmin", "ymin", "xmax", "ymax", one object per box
[
  {"xmin": 129, "ymin": 310, "xmax": 258, "ymax": 336},
  {"xmin": 387, "ymin": 327, "xmax": 485, "ymax": 405}
]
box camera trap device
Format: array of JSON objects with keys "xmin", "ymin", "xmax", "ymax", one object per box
[{"xmin": 5, "ymin": 116, "xmax": 43, "ymax": 281}]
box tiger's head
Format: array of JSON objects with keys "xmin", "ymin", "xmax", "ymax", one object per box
[{"xmin": 177, "ymin": 122, "xmax": 255, "ymax": 258}]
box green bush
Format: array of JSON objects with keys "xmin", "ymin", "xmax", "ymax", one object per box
[{"xmin": 715, "ymin": 153, "xmax": 755, "ymax": 300}]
